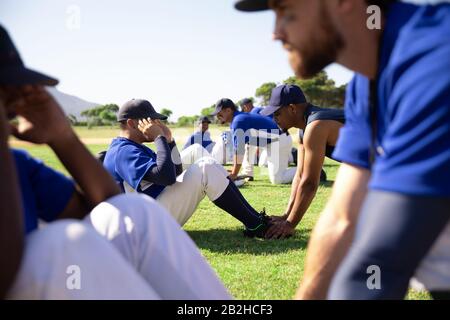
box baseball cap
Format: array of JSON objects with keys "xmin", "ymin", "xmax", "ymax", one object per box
[
  {"xmin": 240, "ymin": 98, "xmax": 253, "ymax": 107},
  {"xmin": 0, "ymin": 25, "xmax": 59, "ymax": 86},
  {"xmin": 198, "ymin": 116, "xmax": 212, "ymax": 124},
  {"xmin": 260, "ymin": 84, "xmax": 307, "ymax": 116},
  {"xmin": 211, "ymin": 98, "xmax": 237, "ymax": 116},
  {"xmin": 234, "ymin": 0, "xmax": 269, "ymax": 12},
  {"xmin": 117, "ymin": 99, "xmax": 168, "ymax": 122}
]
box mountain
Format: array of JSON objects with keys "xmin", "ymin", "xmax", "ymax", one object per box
[{"xmin": 47, "ymin": 87, "xmax": 100, "ymax": 120}]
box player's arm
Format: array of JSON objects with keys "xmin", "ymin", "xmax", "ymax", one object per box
[
  {"xmin": 0, "ymin": 102, "xmax": 24, "ymax": 298},
  {"xmin": 283, "ymin": 135, "xmax": 305, "ymax": 218},
  {"xmin": 11, "ymin": 86, "xmax": 120, "ymax": 219},
  {"xmin": 266, "ymin": 124, "xmax": 326, "ymax": 239},
  {"xmin": 296, "ymin": 163, "xmax": 370, "ymax": 299}
]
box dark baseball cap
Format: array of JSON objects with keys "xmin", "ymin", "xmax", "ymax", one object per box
[
  {"xmin": 198, "ymin": 116, "xmax": 212, "ymax": 124},
  {"xmin": 211, "ymin": 98, "xmax": 237, "ymax": 116},
  {"xmin": 117, "ymin": 99, "xmax": 168, "ymax": 122},
  {"xmin": 260, "ymin": 84, "xmax": 307, "ymax": 116},
  {"xmin": 0, "ymin": 25, "xmax": 59, "ymax": 86},
  {"xmin": 234, "ymin": 0, "xmax": 269, "ymax": 12},
  {"xmin": 240, "ymin": 98, "xmax": 253, "ymax": 106}
]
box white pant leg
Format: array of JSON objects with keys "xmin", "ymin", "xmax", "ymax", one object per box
[
  {"xmin": 211, "ymin": 138, "xmax": 230, "ymax": 165},
  {"xmin": 241, "ymin": 144, "xmax": 256, "ymax": 177},
  {"xmin": 156, "ymin": 157, "xmax": 230, "ymax": 226},
  {"xmin": 410, "ymin": 221, "xmax": 450, "ymax": 292},
  {"xmin": 266, "ymin": 134, "xmax": 296, "ymax": 184},
  {"xmin": 87, "ymin": 194, "xmax": 231, "ymax": 300},
  {"xmin": 258, "ymin": 148, "xmax": 268, "ymax": 167},
  {"xmin": 180, "ymin": 144, "xmax": 212, "ymax": 170},
  {"xmin": 7, "ymin": 220, "xmax": 159, "ymax": 300}
]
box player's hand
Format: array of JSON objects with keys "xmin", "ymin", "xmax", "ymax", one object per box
[
  {"xmin": 265, "ymin": 220, "xmax": 295, "ymax": 240},
  {"xmin": 153, "ymin": 119, "xmax": 173, "ymax": 142},
  {"xmin": 9, "ymin": 86, "xmax": 75, "ymax": 146},
  {"xmin": 138, "ymin": 118, "xmax": 164, "ymax": 142},
  {"xmin": 228, "ymin": 173, "xmax": 238, "ymax": 181},
  {"xmin": 269, "ymin": 214, "xmax": 288, "ymax": 223}
]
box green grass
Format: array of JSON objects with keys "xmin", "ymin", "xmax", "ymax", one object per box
[{"xmin": 9, "ymin": 127, "xmax": 432, "ymax": 300}]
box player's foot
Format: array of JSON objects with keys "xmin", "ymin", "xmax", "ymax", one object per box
[{"xmin": 243, "ymin": 208, "xmax": 272, "ymax": 239}]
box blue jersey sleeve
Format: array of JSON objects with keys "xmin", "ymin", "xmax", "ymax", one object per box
[
  {"xmin": 231, "ymin": 117, "xmax": 249, "ymax": 156},
  {"xmin": 17, "ymin": 150, "xmax": 76, "ymax": 222},
  {"xmin": 332, "ymin": 75, "xmax": 372, "ymax": 169},
  {"xmin": 115, "ymin": 144, "xmax": 157, "ymax": 191},
  {"xmin": 183, "ymin": 134, "xmax": 195, "ymax": 150}
]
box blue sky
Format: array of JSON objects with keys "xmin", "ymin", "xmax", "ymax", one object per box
[{"xmin": 1, "ymin": 0, "xmax": 354, "ymax": 120}]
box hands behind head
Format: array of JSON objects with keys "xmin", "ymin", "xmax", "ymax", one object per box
[
  {"xmin": 2, "ymin": 85, "xmax": 74, "ymax": 146},
  {"xmin": 138, "ymin": 118, "xmax": 172, "ymax": 143}
]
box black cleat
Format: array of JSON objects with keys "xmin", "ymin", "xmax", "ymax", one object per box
[{"xmin": 243, "ymin": 208, "xmax": 272, "ymax": 238}]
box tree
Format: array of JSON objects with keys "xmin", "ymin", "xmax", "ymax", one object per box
[
  {"xmin": 160, "ymin": 108, "xmax": 173, "ymax": 122},
  {"xmin": 201, "ymin": 105, "xmax": 215, "ymax": 117},
  {"xmin": 81, "ymin": 103, "xmax": 119, "ymax": 127},
  {"xmin": 67, "ymin": 114, "xmax": 78, "ymax": 125},
  {"xmin": 177, "ymin": 115, "xmax": 197, "ymax": 127},
  {"xmin": 255, "ymin": 82, "xmax": 277, "ymax": 105},
  {"xmin": 283, "ymin": 71, "xmax": 346, "ymax": 108}
]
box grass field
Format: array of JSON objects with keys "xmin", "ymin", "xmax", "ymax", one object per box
[{"xmin": 9, "ymin": 126, "xmax": 432, "ymax": 300}]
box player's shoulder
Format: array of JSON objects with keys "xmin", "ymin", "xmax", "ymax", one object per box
[{"xmin": 12, "ymin": 148, "xmax": 42, "ymax": 170}]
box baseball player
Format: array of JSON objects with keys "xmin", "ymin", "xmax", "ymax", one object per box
[
  {"xmin": 102, "ymin": 99, "xmax": 271, "ymax": 237},
  {"xmin": 182, "ymin": 116, "xmax": 215, "ymax": 153},
  {"xmin": 0, "ymin": 26, "xmax": 231, "ymax": 299},
  {"xmin": 261, "ymin": 84, "xmax": 345, "ymax": 239},
  {"xmin": 240, "ymin": 98, "xmax": 264, "ymax": 115},
  {"xmin": 235, "ymin": 0, "xmax": 450, "ymax": 299},
  {"xmin": 213, "ymin": 98, "xmax": 296, "ymax": 184}
]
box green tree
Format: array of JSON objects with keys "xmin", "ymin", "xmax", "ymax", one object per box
[
  {"xmin": 81, "ymin": 103, "xmax": 119, "ymax": 127},
  {"xmin": 160, "ymin": 108, "xmax": 173, "ymax": 122},
  {"xmin": 255, "ymin": 82, "xmax": 277, "ymax": 105},
  {"xmin": 201, "ymin": 105, "xmax": 215, "ymax": 117},
  {"xmin": 283, "ymin": 71, "xmax": 346, "ymax": 108},
  {"xmin": 177, "ymin": 115, "xmax": 198, "ymax": 127}
]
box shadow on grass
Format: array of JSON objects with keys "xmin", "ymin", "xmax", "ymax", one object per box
[
  {"xmin": 187, "ymin": 228, "xmax": 311, "ymax": 255},
  {"xmin": 319, "ymin": 180, "xmax": 334, "ymax": 188}
]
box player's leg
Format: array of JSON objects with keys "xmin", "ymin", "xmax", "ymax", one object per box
[
  {"xmin": 87, "ymin": 194, "xmax": 231, "ymax": 300},
  {"xmin": 411, "ymin": 220, "xmax": 450, "ymax": 295},
  {"xmin": 180, "ymin": 144, "xmax": 211, "ymax": 170},
  {"xmin": 7, "ymin": 220, "xmax": 159, "ymax": 300},
  {"xmin": 241, "ymin": 144, "xmax": 255, "ymax": 178},
  {"xmin": 266, "ymin": 135, "xmax": 296, "ymax": 184},
  {"xmin": 328, "ymin": 191, "xmax": 450, "ymax": 299}
]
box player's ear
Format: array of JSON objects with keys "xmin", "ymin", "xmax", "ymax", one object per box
[{"xmin": 126, "ymin": 118, "xmax": 136, "ymax": 129}]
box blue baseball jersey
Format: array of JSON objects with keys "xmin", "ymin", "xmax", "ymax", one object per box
[
  {"xmin": 333, "ymin": 2, "xmax": 450, "ymax": 196},
  {"xmin": 183, "ymin": 131, "xmax": 215, "ymax": 153},
  {"xmin": 251, "ymin": 106, "xmax": 274, "ymax": 119},
  {"xmin": 230, "ymin": 111, "xmax": 280, "ymax": 155},
  {"xmin": 103, "ymin": 137, "xmax": 166, "ymax": 198},
  {"xmin": 13, "ymin": 149, "xmax": 75, "ymax": 234}
]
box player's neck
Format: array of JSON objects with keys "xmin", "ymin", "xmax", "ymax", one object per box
[{"xmin": 120, "ymin": 130, "xmax": 145, "ymax": 144}]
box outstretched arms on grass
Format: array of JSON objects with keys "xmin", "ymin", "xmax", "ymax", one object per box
[
  {"xmin": 296, "ymin": 163, "xmax": 370, "ymax": 299},
  {"xmin": 266, "ymin": 122, "xmax": 327, "ymax": 239},
  {"xmin": 0, "ymin": 92, "xmax": 24, "ymax": 298}
]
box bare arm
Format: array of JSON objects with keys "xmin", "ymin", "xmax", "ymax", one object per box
[
  {"xmin": 0, "ymin": 104, "xmax": 24, "ymax": 298},
  {"xmin": 296, "ymin": 163, "xmax": 370, "ymax": 299},
  {"xmin": 266, "ymin": 125, "xmax": 326, "ymax": 239},
  {"xmin": 285, "ymin": 141, "xmax": 305, "ymax": 216}
]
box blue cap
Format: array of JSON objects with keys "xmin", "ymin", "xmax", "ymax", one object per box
[
  {"xmin": 211, "ymin": 98, "xmax": 237, "ymax": 116},
  {"xmin": 198, "ymin": 116, "xmax": 211, "ymax": 124},
  {"xmin": 0, "ymin": 25, "xmax": 58, "ymax": 86},
  {"xmin": 260, "ymin": 84, "xmax": 307, "ymax": 116},
  {"xmin": 117, "ymin": 99, "xmax": 167, "ymax": 122}
]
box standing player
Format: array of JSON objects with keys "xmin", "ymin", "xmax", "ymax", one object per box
[
  {"xmin": 103, "ymin": 99, "xmax": 272, "ymax": 238},
  {"xmin": 262, "ymin": 84, "xmax": 344, "ymax": 239}
]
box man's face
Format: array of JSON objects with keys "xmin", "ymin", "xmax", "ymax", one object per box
[
  {"xmin": 216, "ymin": 108, "xmax": 234, "ymax": 124},
  {"xmin": 273, "ymin": 105, "xmax": 293, "ymax": 130},
  {"xmin": 242, "ymin": 103, "xmax": 253, "ymax": 113},
  {"xmin": 200, "ymin": 121, "xmax": 209, "ymax": 132},
  {"xmin": 271, "ymin": 0, "xmax": 344, "ymax": 78},
  {"xmin": 0, "ymin": 86, "xmax": 22, "ymax": 120}
]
